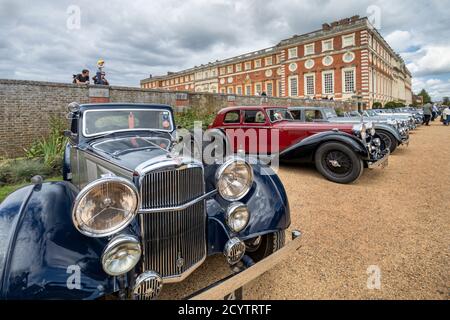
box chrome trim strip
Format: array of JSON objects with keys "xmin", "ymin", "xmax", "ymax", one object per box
[
  {"xmin": 138, "ymin": 190, "xmax": 217, "ymax": 213},
  {"xmin": 162, "ymin": 256, "xmax": 207, "ymax": 284},
  {"xmin": 135, "ymin": 156, "xmax": 202, "ymax": 176}
]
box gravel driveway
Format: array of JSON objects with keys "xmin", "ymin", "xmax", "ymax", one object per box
[{"xmin": 162, "ymin": 122, "xmax": 449, "ymax": 300}]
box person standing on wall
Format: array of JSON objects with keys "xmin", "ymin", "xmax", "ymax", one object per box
[{"xmin": 422, "ymin": 103, "xmax": 432, "ymax": 126}]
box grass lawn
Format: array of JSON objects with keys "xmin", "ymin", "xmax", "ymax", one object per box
[{"xmin": 0, "ymin": 176, "xmax": 62, "ymax": 203}]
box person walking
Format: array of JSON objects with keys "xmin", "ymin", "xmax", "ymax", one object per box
[
  {"xmin": 431, "ymin": 104, "xmax": 438, "ymax": 121},
  {"xmin": 442, "ymin": 106, "xmax": 450, "ymax": 126},
  {"xmin": 422, "ymin": 103, "xmax": 432, "ymax": 126}
]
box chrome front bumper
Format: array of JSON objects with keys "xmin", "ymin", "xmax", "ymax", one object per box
[
  {"xmin": 188, "ymin": 230, "xmax": 302, "ymax": 300},
  {"xmin": 367, "ymin": 150, "xmax": 390, "ymax": 169},
  {"xmin": 401, "ymin": 135, "xmax": 410, "ymax": 146}
]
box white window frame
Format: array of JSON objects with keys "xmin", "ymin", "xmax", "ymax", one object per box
[
  {"xmin": 255, "ymin": 82, "xmax": 262, "ymax": 95},
  {"xmin": 265, "ymin": 81, "xmax": 273, "ymax": 96},
  {"xmin": 220, "ymin": 88, "xmax": 226, "ymax": 94},
  {"xmin": 322, "ymin": 70, "xmax": 334, "ymax": 95},
  {"xmin": 288, "ymin": 47, "xmax": 298, "ymax": 59},
  {"xmin": 277, "ymin": 80, "xmax": 282, "ymax": 97},
  {"xmin": 254, "ymin": 59, "xmax": 262, "ymax": 68},
  {"xmin": 245, "ymin": 61, "xmax": 252, "ymax": 70},
  {"xmin": 322, "ymin": 39, "xmax": 333, "ymax": 52},
  {"xmin": 265, "ymin": 56, "xmax": 273, "ymax": 66},
  {"xmin": 235, "ymin": 63, "xmax": 242, "ymax": 72},
  {"xmin": 304, "ymin": 73, "xmax": 315, "ymax": 97},
  {"xmin": 342, "ymin": 67, "xmax": 356, "ymax": 94},
  {"xmin": 220, "ymin": 67, "xmax": 226, "ymax": 75},
  {"xmin": 288, "ymin": 75, "xmax": 299, "ymax": 97},
  {"xmin": 236, "ymin": 85, "xmax": 243, "ymax": 95},
  {"xmin": 342, "ymin": 33, "xmax": 355, "ymax": 48},
  {"xmin": 227, "ymin": 65, "xmax": 233, "ymax": 74},
  {"xmin": 227, "ymin": 87, "xmax": 233, "ymax": 94},
  {"xmin": 245, "ymin": 85, "xmax": 251, "ymax": 96},
  {"xmin": 304, "ymin": 43, "xmax": 315, "ymax": 56}
]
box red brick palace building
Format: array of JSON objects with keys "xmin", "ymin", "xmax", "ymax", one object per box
[{"xmin": 140, "ymin": 16, "xmax": 413, "ymax": 108}]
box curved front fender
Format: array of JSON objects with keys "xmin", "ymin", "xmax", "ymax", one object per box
[
  {"xmin": 374, "ymin": 123, "xmax": 402, "ymax": 142},
  {"xmin": 206, "ymin": 163, "xmax": 291, "ymax": 255},
  {"xmin": 0, "ymin": 182, "xmax": 114, "ymax": 300},
  {"xmin": 279, "ymin": 131, "xmax": 368, "ymax": 163}
]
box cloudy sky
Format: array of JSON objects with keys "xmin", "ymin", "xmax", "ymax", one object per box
[{"xmin": 1, "ymin": 0, "xmax": 450, "ymax": 100}]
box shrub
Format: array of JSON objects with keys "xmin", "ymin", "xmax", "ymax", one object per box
[
  {"xmin": 24, "ymin": 116, "xmax": 68, "ymax": 172},
  {"xmin": 0, "ymin": 158, "xmax": 51, "ymax": 185},
  {"xmin": 174, "ymin": 108, "xmax": 216, "ymax": 130},
  {"xmin": 372, "ymin": 102, "xmax": 382, "ymax": 109},
  {"xmin": 335, "ymin": 107, "xmax": 344, "ymax": 116},
  {"xmin": 384, "ymin": 101, "xmax": 405, "ymax": 109}
]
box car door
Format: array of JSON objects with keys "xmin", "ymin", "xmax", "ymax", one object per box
[
  {"xmin": 304, "ymin": 109, "xmax": 327, "ymax": 123},
  {"xmin": 239, "ymin": 108, "xmax": 271, "ymax": 155}
]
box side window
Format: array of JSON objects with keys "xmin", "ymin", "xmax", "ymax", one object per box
[
  {"xmin": 304, "ymin": 110, "xmax": 323, "ymax": 122},
  {"xmin": 244, "ymin": 110, "xmax": 266, "ymax": 123},
  {"xmin": 223, "ymin": 111, "xmax": 240, "ymax": 123},
  {"xmin": 290, "ymin": 110, "xmax": 301, "ymax": 120}
]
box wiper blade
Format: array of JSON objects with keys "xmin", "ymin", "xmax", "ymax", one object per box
[{"xmin": 112, "ymin": 146, "xmax": 158, "ymax": 157}]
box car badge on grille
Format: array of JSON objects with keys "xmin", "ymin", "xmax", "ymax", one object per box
[{"xmin": 176, "ymin": 252, "xmax": 185, "ymax": 268}]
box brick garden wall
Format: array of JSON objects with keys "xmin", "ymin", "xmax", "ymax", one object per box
[{"xmin": 0, "ymin": 79, "xmax": 355, "ymax": 158}]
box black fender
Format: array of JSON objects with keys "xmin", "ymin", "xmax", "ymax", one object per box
[
  {"xmin": 374, "ymin": 123, "xmax": 402, "ymax": 143},
  {"xmin": 279, "ymin": 131, "xmax": 369, "ymax": 163},
  {"xmin": 0, "ymin": 181, "xmax": 114, "ymax": 300}
]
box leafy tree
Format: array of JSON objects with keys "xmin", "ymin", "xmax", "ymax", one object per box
[
  {"xmin": 372, "ymin": 102, "xmax": 382, "ymax": 109},
  {"xmin": 442, "ymin": 97, "xmax": 450, "ymax": 106},
  {"xmin": 418, "ymin": 89, "xmax": 432, "ymax": 104},
  {"xmin": 384, "ymin": 101, "xmax": 398, "ymax": 109}
]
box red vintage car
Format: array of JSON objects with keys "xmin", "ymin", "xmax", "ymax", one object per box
[{"xmin": 209, "ymin": 106, "xmax": 389, "ymax": 184}]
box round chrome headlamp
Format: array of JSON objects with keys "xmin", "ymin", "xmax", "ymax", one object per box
[
  {"xmin": 216, "ymin": 158, "xmax": 253, "ymax": 201},
  {"xmin": 226, "ymin": 202, "xmax": 250, "ymax": 232},
  {"xmin": 366, "ymin": 122, "xmax": 376, "ymax": 136},
  {"xmin": 72, "ymin": 177, "xmax": 139, "ymax": 237},
  {"xmin": 352, "ymin": 123, "xmax": 366, "ymax": 140},
  {"xmin": 101, "ymin": 234, "xmax": 141, "ymax": 276}
]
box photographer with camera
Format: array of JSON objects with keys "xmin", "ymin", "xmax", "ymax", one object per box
[{"xmin": 72, "ymin": 69, "xmax": 90, "ymax": 84}]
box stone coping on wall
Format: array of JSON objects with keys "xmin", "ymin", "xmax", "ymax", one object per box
[{"xmin": 0, "ymin": 79, "xmax": 354, "ymax": 107}]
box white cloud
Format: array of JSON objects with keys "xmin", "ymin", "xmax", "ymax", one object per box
[
  {"xmin": 412, "ymin": 77, "xmax": 450, "ymax": 101},
  {"xmin": 406, "ymin": 45, "xmax": 450, "ymax": 77},
  {"xmin": 385, "ymin": 30, "xmax": 413, "ymax": 52},
  {"xmin": 0, "ymin": 0, "xmax": 449, "ymax": 94}
]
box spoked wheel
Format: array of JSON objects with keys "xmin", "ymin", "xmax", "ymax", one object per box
[
  {"xmin": 377, "ymin": 130, "xmax": 397, "ymax": 153},
  {"xmin": 314, "ymin": 142, "xmax": 364, "ymax": 184}
]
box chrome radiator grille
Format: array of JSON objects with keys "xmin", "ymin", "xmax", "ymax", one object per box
[
  {"xmin": 140, "ymin": 166, "xmax": 204, "ymax": 209},
  {"xmin": 140, "ymin": 201, "xmax": 206, "ymax": 279},
  {"xmin": 139, "ymin": 166, "xmax": 206, "ymax": 280}
]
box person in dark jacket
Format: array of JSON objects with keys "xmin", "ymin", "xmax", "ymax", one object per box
[
  {"xmin": 422, "ymin": 103, "xmax": 432, "ymax": 126},
  {"xmin": 73, "ymin": 69, "xmax": 90, "ymax": 84}
]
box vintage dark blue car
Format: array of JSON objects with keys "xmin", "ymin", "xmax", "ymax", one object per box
[{"xmin": 0, "ymin": 103, "xmax": 300, "ymax": 300}]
